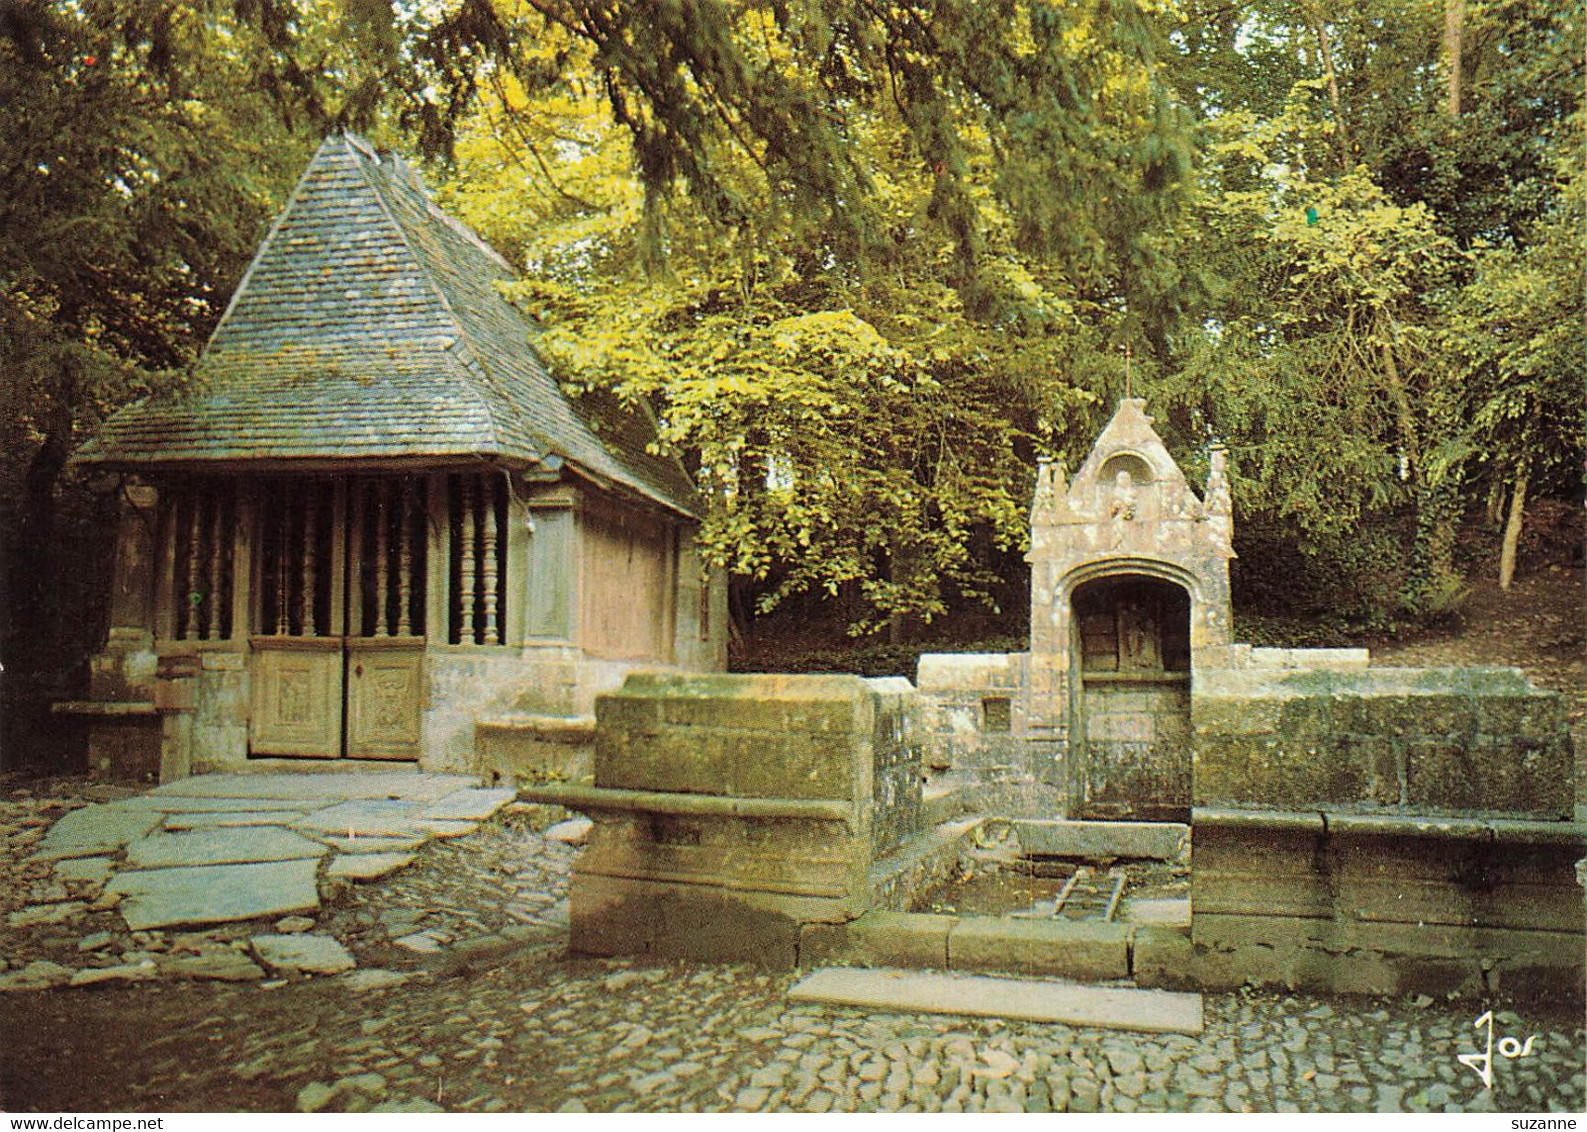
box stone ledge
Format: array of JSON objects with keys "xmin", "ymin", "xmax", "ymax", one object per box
[
  {"xmin": 800, "ymin": 911, "xmax": 957, "ymax": 969},
  {"xmin": 1194, "ymin": 807, "xmax": 1586, "ymax": 845},
  {"xmin": 52, "ymin": 700, "xmax": 157, "ymax": 717},
  {"xmin": 475, "ymin": 714, "xmax": 595, "ymax": 743},
  {"xmin": 1014, "ymin": 818, "xmax": 1187, "ymax": 860},
  {"xmin": 522, "ymin": 782, "xmax": 854, "ymax": 822},
  {"xmin": 1191, "ymin": 807, "xmax": 1325, "ymax": 833}
]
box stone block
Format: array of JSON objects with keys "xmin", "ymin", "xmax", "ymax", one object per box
[
  {"xmin": 916, "ymin": 653, "xmax": 1022, "ymax": 693},
  {"xmin": 595, "ymin": 727, "xmax": 725, "ymax": 794},
  {"xmin": 85, "ymin": 719, "xmax": 162, "ymax": 783},
  {"xmin": 1194, "ymin": 733, "xmax": 1361, "ymax": 809},
  {"xmin": 1406, "ymin": 737, "xmax": 1572, "ymax": 817},
  {"xmin": 1190, "ymin": 696, "xmax": 1282, "ymax": 738},
  {"xmin": 1014, "ymin": 819, "xmax": 1187, "ymax": 860},
  {"xmin": 787, "ymin": 966, "xmax": 1203, "ymax": 1035},
  {"xmin": 1350, "ymin": 737, "xmax": 1405, "ymax": 806},
  {"xmin": 1131, "ymin": 926, "xmax": 1193, "ymax": 987},
  {"xmin": 475, "ymin": 716, "xmax": 594, "ymax": 786},
  {"xmin": 948, "ymin": 916, "xmax": 1130, "ymax": 980},
  {"xmin": 799, "ymin": 911, "xmax": 956, "ymax": 969},
  {"xmin": 569, "ymin": 873, "xmax": 808, "ymax": 967},
  {"xmin": 731, "ymin": 732, "xmax": 853, "ymax": 800}
]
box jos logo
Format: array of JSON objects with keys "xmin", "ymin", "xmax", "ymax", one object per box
[{"xmin": 1457, "ymin": 1010, "xmax": 1538, "ymax": 1089}]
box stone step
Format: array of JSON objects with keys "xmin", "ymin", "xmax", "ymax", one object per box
[
  {"xmin": 801, "ymin": 909, "xmax": 1192, "ymax": 988},
  {"xmin": 788, "ymin": 967, "xmax": 1203, "ymax": 1035},
  {"xmin": 474, "ymin": 714, "xmax": 595, "ymax": 787}
]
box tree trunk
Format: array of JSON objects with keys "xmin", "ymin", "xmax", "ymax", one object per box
[
  {"xmin": 1443, "ymin": 0, "xmax": 1465, "ymax": 116},
  {"xmin": 1485, "ymin": 478, "xmax": 1504, "ymax": 528},
  {"xmin": 1307, "ymin": 5, "xmax": 1350, "ymax": 166},
  {"xmin": 1498, "ymin": 472, "xmax": 1528, "ymax": 591}
]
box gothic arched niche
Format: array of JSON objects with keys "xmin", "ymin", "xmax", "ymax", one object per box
[
  {"xmin": 1099, "ymin": 451, "xmax": 1155, "ymax": 487},
  {"xmin": 1072, "ymin": 575, "xmax": 1191, "ymax": 675}
]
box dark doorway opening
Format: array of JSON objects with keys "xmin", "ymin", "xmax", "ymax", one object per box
[{"xmin": 1070, "ymin": 575, "xmax": 1192, "ymax": 821}]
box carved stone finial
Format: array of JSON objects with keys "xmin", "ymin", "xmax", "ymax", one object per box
[
  {"xmin": 1205, "ymin": 445, "xmax": 1231, "ymax": 517},
  {"xmin": 1032, "ymin": 457, "xmax": 1055, "ymax": 519}
]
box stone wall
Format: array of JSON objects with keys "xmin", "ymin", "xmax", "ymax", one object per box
[
  {"xmin": 1193, "ymin": 809, "xmax": 1585, "ymax": 1005},
  {"xmin": 1078, "ymin": 680, "xmax": 1192, "ymax": 819},
  {"xmin": 551, "ymin": 672, "xmax": 925, "ymax": 965},
  {"xmin": 474, "ymin": 714, "xmax": 595, "ymax": 787},
  {"xmin": 188, "ymin": 650, "xmax": 250, "ymax": 774},
  {"xmin": 1190, "ymin": 660, "xmax": 1581, "ymax": 1006},
  {"xmin": 915, "ymin": 652, "xmax": 1065, "ymax": 816},
  {"xmin": 1194, "ymin": 665, "xmax": 1574, "ymax": 818},
  {"xmin": 425, "ymin": 646, "xmax": 670, "ymax": 774}
]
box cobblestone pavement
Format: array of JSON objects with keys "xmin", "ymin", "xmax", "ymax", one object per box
[{"xmin": 1, "ymin": 782, "xmax": 1583, "ymax": 1115}]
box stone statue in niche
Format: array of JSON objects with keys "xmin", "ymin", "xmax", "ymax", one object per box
[
  {"xmin": 1117, "ymin": 594, "xmax": 1161, "ymax": 672},
  {"xmin": 1109, "ymin": 470, "xmax": 1138, "ymax": 549}
]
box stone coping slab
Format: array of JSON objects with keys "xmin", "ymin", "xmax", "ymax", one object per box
[
  {"xmin": 788, "ymin": 967, "xmax": 1203, "ymax": 1035},
  {"xmin": 151, "ymin": 772, "xmax": 477, "ymax": 802},
  {"xmin": 125, "ymin": 826, "xmax": 329, "ymax": 869},
  {"xmin": 1013, "ymin": 819, "xmax": 1188, "ymax": 860},
  {"xmin": 106, "ymin": 859, "xmax": 320, "ymax": 930}
]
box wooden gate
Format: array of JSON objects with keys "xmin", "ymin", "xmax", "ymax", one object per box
[{"xmin": 249, "ymin": 477, "xmax": 427, "ymax": 759}]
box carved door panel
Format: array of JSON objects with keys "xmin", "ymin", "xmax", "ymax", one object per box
[
  {"xmin": 251, "ymin": 639, "xmax": 344, "ymax": 757},
  {"xmin": 249, "ymin": 476, "xmax": 427, "ymax": 760},
  {"xmin": 345, "ymin": 640, "xmax": 424, "ymax": 759}
]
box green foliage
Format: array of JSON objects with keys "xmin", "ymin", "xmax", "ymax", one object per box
[
  {"xmin": 4, "ymin": 0, "xmax": 1583, "ymax": 683},
  {"xmin": 740, "ymin": 634, "xmax": 1029, "ymax": 679}
]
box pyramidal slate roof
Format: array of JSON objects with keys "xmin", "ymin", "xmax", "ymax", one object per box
[{"xmin": 76, "ymin": 133, "xmax": 699, "ymax": 518}]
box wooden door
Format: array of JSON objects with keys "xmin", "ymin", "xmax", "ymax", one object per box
[
  {"xmin": 249, "ymin": 476, "xmax": 427, "ymax": 759},
  {"xmin": 1071, "ymin": 576, "xmax": 1193, "ymax": 821},
  {"xmin": 251, "ymin": 638, "xmax": 345, "ymax": 756}
]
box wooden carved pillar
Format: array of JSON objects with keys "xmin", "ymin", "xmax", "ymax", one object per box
[{"xmin": 480, "ymin": 476, "xmax": 500, "ymax": 645}]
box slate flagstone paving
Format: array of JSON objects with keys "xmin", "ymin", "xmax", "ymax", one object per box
[
  {"xmin": 124, "ymin": 826, "xmax": 329, "ymax": 869},
  {"xmin": 107, "ymin": 860, "xmax": 323, "ymax": 930},
  {"xmin": 23, "ymin": 771, "xmax": 514, "ymax": 933}
]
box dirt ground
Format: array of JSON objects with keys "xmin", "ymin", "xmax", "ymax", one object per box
[{"xmin": 1367, "ymin": 565, "xmax": 1586, "ymax": 765}]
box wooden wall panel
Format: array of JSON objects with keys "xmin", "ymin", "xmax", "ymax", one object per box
[{"xmin": 580, "ymin": 501, "xmax": 674, "ymax": 662}]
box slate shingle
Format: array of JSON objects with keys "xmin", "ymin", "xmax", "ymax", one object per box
[{"xmin": 75, "ymin": 134, "xmax": 698, "ymax": 518}]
